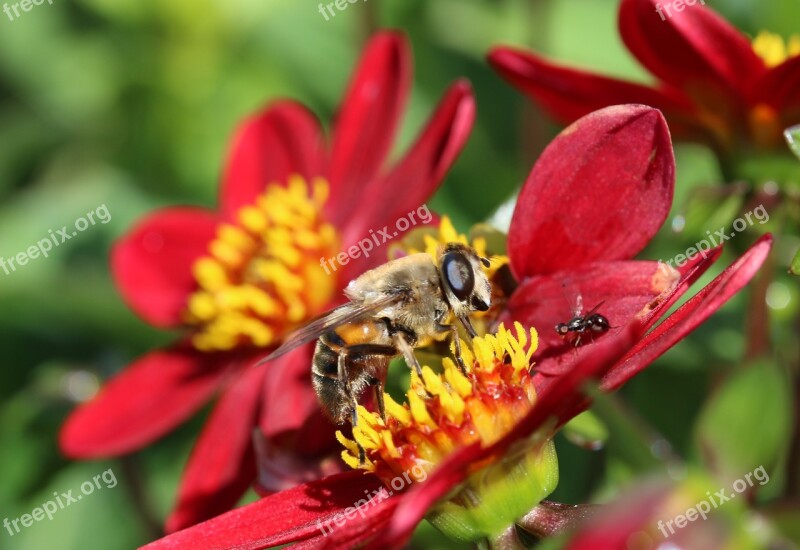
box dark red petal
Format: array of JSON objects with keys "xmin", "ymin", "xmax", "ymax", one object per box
[
  {"xmin": 60, "ymin": 346, "xmax": 228, "ymax": 458},
  {"xmin": 377, "ymin": 324, "xmax": 643, "ymax": 548},
  {"xmin": 140, "ymin": 471, "xmax": 384, "ymax": 550},
  {"xmin": 327, "ymin": 31, "xmax": 411, "ymax": 226},
  {"xmin": 254, "ymin": 432, "xmax": 342, "ymax": 495},
  {"xmin": 220, "ymin": 101, "xmax": 326, "ymax": 220},
  {"xmin": 504, "ymin": 260, "xmax": 680, "ymax": 377},
  {"xmin": 295, "ymin": 493, "xmax": 397, "ymax": 550},
  {"xmin": 111, "ymin": 208, "xmax": 218, "ymax": 328},
  {"xmin": 338, "ymin": 80, "xmax": 475, "ymax": 278},
  {"xmin": 603, "ymin": 235, "xmax": 772, "ymax": 390},
  {"xmin": 166, "ymin": 361, "xmax": 264, "ymax": 533},
  {"xmin": 508, "ymin": 104, "xmax": 674, "ymax": 278},
  {"xmin": 618, "ymin": 0, "xmax": 765, "ymax": 101},
  {"xmin": 757, "ymin": 55, "xmax": 800, "ymax": 114},
  {"xmin": 487, "ymin": 47, "xmax": 700, "ymax": 136},
  {"xmin": 259, "ymin": 344, "xmax": 329, "ymax": 443}
]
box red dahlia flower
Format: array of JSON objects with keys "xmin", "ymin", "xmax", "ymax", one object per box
[
  {"xmin": 489, "ymin": 0, "xmax": 800, "ymax": 159},
  {"xmin": 141, "ymin": 105, "xmax": 771, "ymax": 549},
  {"xmin": 59, "ymin": 30, "xmax": 475, "ymax": 532}
]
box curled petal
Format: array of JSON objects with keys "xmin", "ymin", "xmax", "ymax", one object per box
[
  {"xmin": 488, "ymin": 47, "xmax": 699, "ymax": 136},
  {"xmin": 343, "ymin": 81, "xmax": 475, "ymax": 281},
  {"xmin": 327, "ymin": 31, "xmax": 411, "ymax": 226},
  {"xmin": 603, "ymin": 235, "xmax": 772, "ymax": 391},
  {"xmin": 618, "ymin": 0, "xmax": 765, "ymax": 103},
  {"xmin": 509, "ymin": 104, "xmax": 674, "ymax": 278}
]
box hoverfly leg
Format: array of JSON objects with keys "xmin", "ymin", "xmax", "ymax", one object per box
[
  {"xmin": 369, "ymin": 376, "xmax": 386, "ymax": 422},
  {"xmin": 447, "ymin": 324, "xmax": 469, "ymax": 375},
  {"xmin": 392, "ymin": 331, "xmax": 432, "ymax": 398},
  {"xmin": 339, "ymin": 350, "xmax": 366, "ymax": 465},
  {"xmin": 392, "ymin": 331, "xmax": 423, "ymax": 379}
]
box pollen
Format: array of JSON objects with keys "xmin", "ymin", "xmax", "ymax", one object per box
[
  {"xmin": 337, "ymin": 322, "xmax": 539, "ymax": 484},
  {"xmin": 752, "ymin": 31, "xmax": 800, "ymax": 68},
  {"xmin": 184, "ymin": 176, "xmax": 339, "ymax": 352}
]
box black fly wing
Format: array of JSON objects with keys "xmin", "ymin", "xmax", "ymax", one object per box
[{"xmin": 255, "ymin": 294, "xmax": 402, "ymax": 365}]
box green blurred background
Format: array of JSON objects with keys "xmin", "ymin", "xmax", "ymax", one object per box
[{"xmin": 1, "ymin": 0, "xmax": 797, "ymax": 548}]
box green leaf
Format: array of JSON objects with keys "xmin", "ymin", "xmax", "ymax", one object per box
[
  {"xmin": 789, "ymin": 247, "xmax": 800, "ymax": 276},
  {"xmin": 562, "ymin": 410, "xmax": 608, "ymax": 450},
  {"xmin": 785, "ymin": 124, "xmax": 800, "ymax": 161},
  {"xmin": 694, "ymin": 360, "xmax": 793, "ymax": 481}
]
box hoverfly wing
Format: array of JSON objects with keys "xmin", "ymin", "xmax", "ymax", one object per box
[{"xmin": 255, "ymin": 294, "xmax": 401, "ymax": 365}]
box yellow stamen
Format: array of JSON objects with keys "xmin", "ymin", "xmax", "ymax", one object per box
[
  {"xmin": 337, "ymin": 323, "xmax": 539, "ymax": 479},
  {"xmin": 184, "ymin": 177, "xmax": 339, "ymax": 352},
  {"xmin": 752, "ymin": 31, "xmax": 800, "ymax": 68}
]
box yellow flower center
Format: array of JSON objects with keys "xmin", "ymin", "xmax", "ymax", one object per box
[
  {"xmin": 338, "ymin": 322, "xmax": 539, "ymax": 479},
  {"xmin": 184, "ymin": 176, "xmax": 339, "ymax": 352},
  {"xmin": 752, "ymin": 31, "xmax": 800, "ymax": 68},
  {"xmin": 337, "ymin": 322, "xmax": 559, "ymax": 541}
]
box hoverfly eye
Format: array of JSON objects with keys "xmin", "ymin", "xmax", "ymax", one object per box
[
  {"xmin": 442, "ymin": 252, "xmax": 475, "ymax": 302},
  {"xmin": 470, "ymin": 296, "xmax": 489, "ymax": 312}
]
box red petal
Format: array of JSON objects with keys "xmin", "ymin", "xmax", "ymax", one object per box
[
  {"xmin": 254, "ymin": 432, "xmax": 342, "ymax": 495},
  {"xmin": 220, "ymin": 101, "xmax": 326, "ymax": 220},
  {"xmin": 338, "ymin": 80, "xmax": 475, "ymax": 279},
  {"xmin": 603, "ymin": 235, "xmax": 772, "ymax": 390},
  {"xmin": 111, "ymin": 208, "xmax": 218, "ymax": 328},
  {"xmin": 639, "ymin": 245, "xmax": 723, "ymax": 332},
  {"xmin": 166, "ymin": 361, "xmax": 264, "ymax": 533},
  {"xmin": 259, "ymin": 344, "xmax": 328, "ymax": 442},
  {"xmin": 618, "ymin": 0, "xmax": 765, "ymax": 102},
  {"xmin": 327, "ymin": 32, "xmax": 411, "ymax": 226},
  {"xmin": 295, "ymin": 492, "xmax": 397, "ymax": 550},
  {"xmin": 141, "ymin": 471, "xmax": 385, "ymax": 550},
  {"xmin": 508, "ymin": 105, "xmax": 674, "ymax": 278},
  {"xmin": 60, "ymin": 346, "xmax": 228, "ymax": 458},
  {"xmin": 504, "ymin": 260, "xmax": 680, "ymax": 377},
  {"xmin": 487, "ymin": 47, "xmax": 700, "ymax": 136},
  {"xmin": 757, "ymin": 55, "xmax": 800, "ymax": 115}
]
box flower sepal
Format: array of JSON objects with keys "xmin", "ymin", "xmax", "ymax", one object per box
[{"xmin": 426, "ymin": 436, "xmax": 558, "ymax": 542}]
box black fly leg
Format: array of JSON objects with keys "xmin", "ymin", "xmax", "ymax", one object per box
[{"xmin": 338, "ymin": 350, "xmax": 365, "ymax": 465}]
